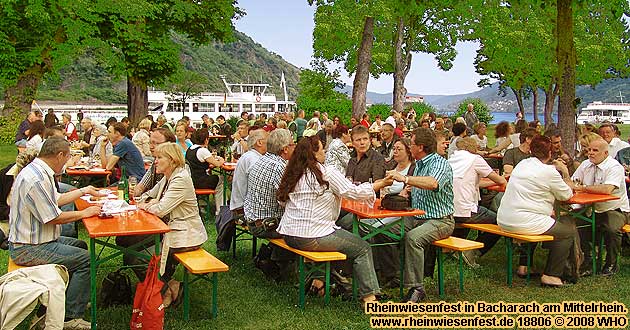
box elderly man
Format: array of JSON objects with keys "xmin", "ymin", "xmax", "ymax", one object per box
[
  {"xmin": 101, "ymin": 122, "xmax": 146, "ymax": 182},
  {"xmin": 244, "ymin": 129, "xmax": 295, "ymax": 239},
  {"xmin": 317, "ymin": 119, "xmax": 334, "ymax": 151},
  {"xmin": 230, "ymin": 129, "xmax": 268, "ymax": 216},
  {"xmin": 9, "ymin": 137, "xmax": 102, "ymax": 329},
  {"xmin": 464, "ymin": 103, "xmax": 479, "ymax": 134},
  {"xmin": 385, "ymin": 128, "xmax": 454, "ymax": 302},
  {"xmin": 77, "ymin": 117, "xmax": 94, "ymax": 154},
  {"xmin": 230, "ymin": 120, "xmax": 250, "ymax": 158},
  {"xmin": 572, "ymin": 138, "xmax": 630, "ymax": 277},
  {"xmin": 372, "ymin": 123, "xmax": 398, "ymax": 170},
  {"xmin": 450, "ymin": 137, "xmax": 507, "ymax": 267},
  {"xmin": 15, "ymin": 111, "xmax": 41, "ymax": 147},
  {"xmin": 598, "ymin": 123, "xmax": 629, "ymax": 159},
  {"xmin": 347, "ymin": 125, "xmax": 386, "ymax": 183}
]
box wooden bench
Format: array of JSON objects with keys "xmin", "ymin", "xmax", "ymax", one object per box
[
  {"xmin": 7, "ymin": 256, "xmax": 27, "ymax": 273},
  {"xmin": 460, "ymin": 223, "xmax": 554, "ymax": 286},
  {"xmin": 432, "ymin": 237, "xmax": 484, "ymax": 297},
  {"xmin": 267, "ymin": 238, "xmax": 346, "ymax": 309},
  {"xmin": 174, "ymin": 248, "xmax": 229, "ymax": 320},
  {"xmin": 194, "ymin": 189, "xmax": 216, "ymax": 223}
]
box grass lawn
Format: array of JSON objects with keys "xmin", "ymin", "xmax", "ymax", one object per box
[{"xmin": 1, "ymin": 126, "xmax": 630, "ymax": 329}]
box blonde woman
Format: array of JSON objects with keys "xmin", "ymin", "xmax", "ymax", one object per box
[
  {"xmin": 132, "ymin": 118, "xmax": 152, "ymax": 158},
  {"xmin": 175, "ymin": 122, "xmax": 192, "ymax": 156},
  {"xmin": 138, "ymin": 142, "xmax": 207, "ymax": 307}
]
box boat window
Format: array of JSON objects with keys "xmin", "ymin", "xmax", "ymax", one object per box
[
  {"xmin": 255, "ymin": 103, "xmax": 274, "ymax": 112},
  {"xmin": 167, "ymin": 103, "xmax": 185, "ymax": 113},
  {"xmin": 197, "ymin": 102, "xmax": 215, "ymax": 112}
]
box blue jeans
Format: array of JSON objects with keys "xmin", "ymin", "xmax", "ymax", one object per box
[
  {"xmin": 284, "ymin": 229, "xmax": 380, "ymax": 298},
  {"xmin": 9, "ymin": 237, "xmax": 90, "ymax": 319}
]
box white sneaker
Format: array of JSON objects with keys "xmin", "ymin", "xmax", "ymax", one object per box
[{"xmin": 64, "ymin": 318, "xmax": 91, "ymax": 330}]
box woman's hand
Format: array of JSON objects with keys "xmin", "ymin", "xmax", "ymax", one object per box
[{"xmin": 385, "ymin": 170, "xmax": 405, "ymax": 182}]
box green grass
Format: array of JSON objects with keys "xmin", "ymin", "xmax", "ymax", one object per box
[{"xmin": 2, "ymin": 127, "xmax": 630, "ymax": 329}]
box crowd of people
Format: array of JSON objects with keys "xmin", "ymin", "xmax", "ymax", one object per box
[{"xmin": 4, "ymin": 104, "xmax": 630, "ymax": 328}]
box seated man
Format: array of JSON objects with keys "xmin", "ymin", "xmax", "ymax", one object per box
[
  {"xmin": 100, "ymin": 122, "xmax": 146, "ymax": 182},
  {"xmin": 572, "ymin": 138, "xmax": 630, "ymax": 276},
  {"xmin": 384, "ymin": 128, "xmax": 455, "ymax": 302},
  {"xmin": 8, "ymin": 137, "xmax": 102, "ymax": 330},
  {"xmin": 371, "ymin": 123, "xmax": 398, "ymax": 170},
  {"xmin": 449, "ymin": 137, "xmax": 506, "ymax": 267},
  {"xmin": 502, "ymin": 127, "xmax": 537, "ymax": 175},
  {"xmin": 347, "ymin": 125, "xmax": 386, "ymax": 183},
  {"xmin": 230, "ymin": 129, "xmax": 267, "ymax": 216}
]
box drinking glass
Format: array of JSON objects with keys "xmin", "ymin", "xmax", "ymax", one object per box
[{"xmin": 128, "ymin": 177, "xmax": 138, "ymax": 201}]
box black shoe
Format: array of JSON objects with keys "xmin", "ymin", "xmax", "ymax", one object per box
[
  {"xmin": 601, "ymin": 264, "xmax": 619, "ymax": 277},
  {"xmin": 403, "ymin": 287, "xmax": 426, "ymax": 303}
]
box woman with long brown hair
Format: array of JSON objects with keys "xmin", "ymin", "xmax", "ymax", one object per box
[{"xmin": 276, "ymin": 136, "xmax": 392, "ymax": 305}]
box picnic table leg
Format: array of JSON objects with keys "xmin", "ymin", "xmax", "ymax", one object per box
[
  {"xmin": 324, "ymin": 262, "xmax": 331, "ymax": 305},
  {"xmin": 506, "ymin": 238, "xmax": 513, "ymax": 287},
  {"xmin": 458, "ymin": 252, "xmax": 464, "ymax": 293},
  {"xmin": 591, "ymin": 207, "xmax": 597, "ymax": 274},
  {"xmin": 437, "ymin": 248, "xmax": 444, "ymax": 298},
  {"xmin": 90, "ymin": 238, "xmax": 97, "ymax": 330},
  {"xmin": 352, "ymin": 214, "xmax": 358, "ymax": 301},
  {"xmin": 183, "ymin": 271, "xmax": 190, "ymax": 321},
  {"xmin": 212, "ymin": 273, "xmax": 218, "ymax": 318},
  {"xmin": 298, "ymin": 256, "xmax": 306, "ymax": 309},
  {"xmin": 399, "ymin": 219, "xmax": 406, "ymax": 299},
  {"xmin": 205, "ymin": 195, "xmax": 211, "ymax": 223}
]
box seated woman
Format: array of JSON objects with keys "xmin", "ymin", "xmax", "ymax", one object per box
[
  {"xmin": 175, "ymin": 122, "xmax": 192, "ymax": 156},
  {"xmin": 324, "ymin": 124, "xmax": 351, "ymax": 174},
  {"xmin": 276, "ymin": 136, "xmax": 392, "ymax": 305},
  {"xmin": 132, "ymin": 118, "xmax": 152, "ymax": 159},
  {"xmin": 25, "ymin": 120, "xmax": 46, "ymax": 151},
  {"xmin": 92, "ymin": 124, "xmax": 113, "ymax": 166},
  {"xmin": 138, "ymin": 142, "xmax": 208, "ymax": 307},
  {"xmin": 497, "ymin": 135, "xmax": 578, "ymax": 287},
  {"xmin": 186, "ymin": 128, "xmax": 225, "ymax": 190},
  {"xmin": 381, "ymin": 139, "xmax": 415, "ymax": 195},
  {"xmin": 487, "ymin": 121, "xmax": 513, "ymax": 155}
]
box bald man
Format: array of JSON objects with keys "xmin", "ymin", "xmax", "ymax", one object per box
[{"xmin": 572, "ymin": 139, "xmax": 630, "ymax": 277}]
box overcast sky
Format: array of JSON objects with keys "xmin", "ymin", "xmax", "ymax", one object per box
[{"xmin": 235, "ymin": 0, "xmax": 486, "ymax": 96}]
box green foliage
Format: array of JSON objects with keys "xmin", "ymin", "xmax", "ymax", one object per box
[
  {"xmin": 367, "ymin": 104, "xmax": 391, "ymax": 122},
  {"xmin": 296, "ymin": 95, "xmax": 353, "ymax": 124},
  {"xmin": 298, "ymin": 59, "xmax": 346, "ymax": 100},
  {"xmin": 453, "ymin": 98, "xmax": 493, "ymax": 124},
  {"xmin": 0, "ymin": 109, "xmax": 25, "ymax": 144},
  {"xmin": 411, "ymin": 102, "xmax": 438, "ymax": 117}
]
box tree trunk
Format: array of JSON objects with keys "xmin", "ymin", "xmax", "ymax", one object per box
[
  {"xmin": 556, "ymin": 0, "xmax": 577, "ymax": 156},
  {"xmin": 2, "ymin": 65, "xmax": 45, "ymax": 116},
  {"xmin": 532, "ymin": 88, "xmax": 539, "ymax": 122},
  {"xmin": 352, "ymin": 16, "xmax": 374, "ymax": 119},
  {"xmin": 511, "ymin": 87, "xmax": 525, "ymax": 115},
  {"xmin": 392, "ymin": 17, "xmax": 411, "ymax": 114},
  {"xmin": 543, "ymin": 83, "xmax": 557, "ymax": 127},
  {"xmin": 127, "ymin": 76, "xmax": 148, "ymax": 125}
]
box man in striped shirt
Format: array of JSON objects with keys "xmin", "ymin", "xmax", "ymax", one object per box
[
  {"xmin": 385, "ymin": 127, "xmax": 455, "ymax": 303},
  {"xmin": 8, "ymin": 137, "xmax": 102, "ymax": 329}
]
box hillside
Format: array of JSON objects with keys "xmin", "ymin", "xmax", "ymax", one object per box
[
  {"xmin": 35, "ymin": 31, "xmax": 301, "ymax": 104},
  {"xmin": 348, "ymin": 79, "xmax": 630, "ymax": 113}
]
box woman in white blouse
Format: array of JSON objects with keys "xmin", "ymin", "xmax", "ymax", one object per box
[
  {"xmin": 324, "ymin": 124, "xmax": 351, "ymax": 173},
  {"xmin": 25, "ymin": 120, "xmax": 45, "ymax": 150},
  {"xmin": 276, "ymin": 136, "xmax": 392, "ymax": 305}
]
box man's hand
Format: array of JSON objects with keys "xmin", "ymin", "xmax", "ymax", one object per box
[
  {"xmin": 81, "ymin": 186, "xmax": 104, "ymax": 196},
  {"xmin": 552, "ymin": 159, "xmax": 570, "ymax": 178},
  {"xmin": 82, "ymin": 206, "xmax": 101, "ymax": 218},
  {"xmin": 385, "ymin": 170, "xmax": 405, "ymax": 182}
]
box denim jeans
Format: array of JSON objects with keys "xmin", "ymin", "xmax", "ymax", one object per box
[
  {"xmin": 58, "ymin": 182, "xmax": 78, "ymax": 238},
  {"xmin": 284, "ymin": 229, "xmax": 380, "ymax": 298},
  {"xmin": 453, "ymin": 206, "xmax": 501, "ymax": 256},
  {"xmin": 9, "ymin": 236, "xmax": 90, "ymax": 319},
  {"xmin": 403, "ymin": 216, "xmax": 454, "ymax": 288}
]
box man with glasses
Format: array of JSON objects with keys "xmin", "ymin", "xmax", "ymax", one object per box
[{"xmin": 8, "ymin": 137, "xmax": 102, "ymax": 329}]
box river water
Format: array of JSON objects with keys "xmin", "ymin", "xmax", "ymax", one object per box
[{"xmin": 488, "ymin": 112, "xmax": 558, "ymax": 125}]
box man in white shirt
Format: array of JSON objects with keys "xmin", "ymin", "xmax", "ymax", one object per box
[
  {"xmin": 598, "ymin": 123, "xmax": 629, "ymax": 159},
  {"xmin": 572, "ymin": 138, "xmax": 630, "ymax": 276},
  {"xmin": 230, "ymin": 129, "xmax": 267, "ymax": 215},
  {"xmin": 230, "ymin": 120, "xmax": 250, "ymax": 157},
  {"xmin": 449, "ymin": 138, "xmax": 506, "ymax": 267},
  {"xmin": 385, "ymin": 110, "xmax": 397, "ymax": 127}
]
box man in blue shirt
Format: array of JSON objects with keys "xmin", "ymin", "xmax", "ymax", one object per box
[
  {"xmin": 101, "ymin": 123, "xmax": 146, "ymax": 181},
  {"xmin": 385, "ymin": 127, "xmax": 454, "ymax": 303}
]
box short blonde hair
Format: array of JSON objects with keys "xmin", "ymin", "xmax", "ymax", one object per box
[
  {"xmin": 156, "ymin": 142, "xmax": 185, "ymax": 169},
  {"xmin": 578, "ymin": 132, "xmax": 603, "ymax": 146},
  {"xmin": 138, "ymin": 118, "xmax": 152, "ymax": 130}
]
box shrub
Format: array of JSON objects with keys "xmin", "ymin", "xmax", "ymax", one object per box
[{"xmin": 453, "ymin": 98, "xmax": 493, "ymax": 124}]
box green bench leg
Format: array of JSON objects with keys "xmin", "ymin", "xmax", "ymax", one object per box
[
  {"xmin": 212, "ymin": 273, "xmax": 218, "ymax": 319},
  {"xmin": 458, "ymin": 252, "xmax": 464, "ymax": 293},
  {"xmin": 399, "ymin": 240, "xmax": 405, "ymax": 299},
  {"xmin": 183, "ymin": 271, "xmax": 190, "ymax": 321},
  {"xmin": 324, "ymin": 262, "xmax": 331, "ymax": 305},
  {"xmin": 298, "ymin": 256, "xmax": 306, "ymax": 309},
  {"xmin": 506, "ymin": 238, "xmax": 513, "ymax": 287},
  {"xmin": 437, "ymin": 248, "xmax": 444, "ymax": 298}
]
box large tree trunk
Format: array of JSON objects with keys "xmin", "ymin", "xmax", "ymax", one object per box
[
  {"xmin": 543, "ymin": 83, "xmax": 559, "ymax": 127},
  {"xmin": 2, "ymin": 65, "xmax": 46, "ymax": 116},
  {"xmin": 393, "ymin": 17, "xmax": 411, "ymax": 114},
  {"xmin": 511, "ymin": 87, "xmax": 525, "ymax": 115},
  {"xmin": 556, "ymin": 0, "xmax": 577, "ymax": 156},
  {"xmin": 352, "ymin": 16, "xmax": 374, "ymax": 119},
  {"xmin": 127, "ymin": 76, "xmax": 148, "ymax": 125},
  {"xmin": 532, "ymin": 88, "xmax": 539, "ymax": 122}
]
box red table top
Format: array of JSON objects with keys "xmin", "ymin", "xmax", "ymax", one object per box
[
  {"xmin": 341, "ymin": 198, "xmax": 425, "ymax": 219},
  {"xmin": 221, "ymin": 162, "xmax": 236, "ymax": 171},
  {"xmin": 66, "ymin": 167, "xmax": 112, "ymax": 176},
  {"xmin": 75, "ymin": 193, "xmax": 169, "ymax": 238}
]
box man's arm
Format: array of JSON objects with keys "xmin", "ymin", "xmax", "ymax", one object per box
[{"xmin": 48, "ymin": 207, "xmax": 101, "ymax": 225}]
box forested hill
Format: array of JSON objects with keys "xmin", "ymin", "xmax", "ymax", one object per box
[{"xmin": 35, "ymin": 31, "xmax": 301, "ymax": 104}]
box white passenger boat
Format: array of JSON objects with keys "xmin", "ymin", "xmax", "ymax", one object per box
[
  {"xmin": 577, "ymin": 93, "xmax": 630, "ymax": 124},
  {"xmin": 148, "ymin": 74, "xmax": 295, "ymax": 123}
]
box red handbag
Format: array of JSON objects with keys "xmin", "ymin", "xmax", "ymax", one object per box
[{"xmin": 130, "ymin": 255, "xmax": 164, "ymax": 330}]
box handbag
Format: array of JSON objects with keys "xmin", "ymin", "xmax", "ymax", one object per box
[
  {"xmin": 380, "ymin": 193, "xmax": 411, "ymax": 211},
  {"xmin": 130, "ymin": 255, "xmax": 164, "ymax": 330}
]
